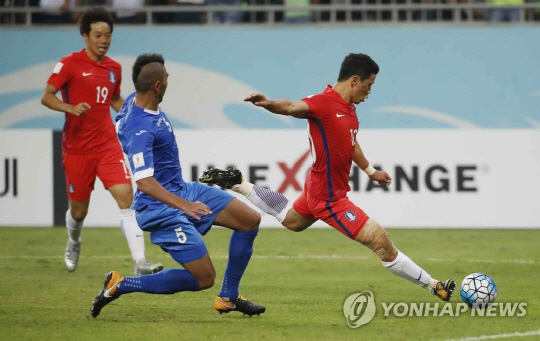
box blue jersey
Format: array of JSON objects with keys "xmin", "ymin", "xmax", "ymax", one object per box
[{"xmin": 116, "ymin": 92, "xmax": 185, "ymax": 210}]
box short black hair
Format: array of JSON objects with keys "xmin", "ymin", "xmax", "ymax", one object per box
[
  {"xmin": 337, "ymin": 53, "xmax": 379, "ymax": 82},
  {"xmin": 79, "ymin": 8, "xmax": 114, "ymax": 36},
  {"xmin": 133, "ymin": 53, "xmax": 166, "ymax": 92}
]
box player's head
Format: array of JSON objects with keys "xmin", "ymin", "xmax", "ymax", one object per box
[
  {"xmin": 337, "ymin": 53, "xmax": 379, "ymax": 104},
  {"xmin": 133, "ymin": 54, "xmax": 168, "ymax": 103},
  {"xmin": 79, "ymin": 8, "xmax": 114, "ymax": 60}
]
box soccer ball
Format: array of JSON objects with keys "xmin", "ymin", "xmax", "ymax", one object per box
[{"xmin": 460, "ymin": 273, "xmax": 497, "ymax": 308}]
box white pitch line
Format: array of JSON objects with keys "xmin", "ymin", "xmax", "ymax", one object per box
[
  {"xmin": 425, "ymin": 257, "xmax": 536, "ymax": 265},
  {"xmin": 0, "ymin": 254, "xmax": 536, "ymax": 265},
  {"xmin": 446, "ymin": 329, "xmax": 540, "ymax": 341}
]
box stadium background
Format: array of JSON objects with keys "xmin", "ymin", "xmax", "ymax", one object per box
[{"xmin": 1, "ymin": 27, "xmax": 539, "ymax": 228}]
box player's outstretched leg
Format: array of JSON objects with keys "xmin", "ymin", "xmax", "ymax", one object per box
[
  {"xmin": 355, "ymin": 219, "xmax": 456, "ymax": 301},
  {"xmin": 199, "ymin": 167, "xmax": 292, "ymax": 223},
  {"xmin": 90, "ymin": 268, "xmax": 202, "ymax": 318}
]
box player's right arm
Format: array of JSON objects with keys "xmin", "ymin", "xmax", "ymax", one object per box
[
  {"xmin": 41, "ymin": 83, "xmax": 91, "ymax": 116},
  {"xmin": 245, "ymin": 93, "xmax": 309, "ymax": 118},
  {"xmin": 124, "ymin": 123, "xmax": 211, "ymax": 219},
  {"xmin": 136, "ymin": 178, "xmax": 212, "ymax": 220},
  {"xmin": 41, "ymin": 58, "xmax": 91, "ymax": 116}
]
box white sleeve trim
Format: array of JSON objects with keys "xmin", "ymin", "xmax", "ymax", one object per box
[{"xmin": 133, "ymin": 168, "xmax": 154, "ymax": 182}]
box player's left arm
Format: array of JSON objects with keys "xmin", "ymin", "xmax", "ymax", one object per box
[
  {"xmin": 110, "ymin": 65, "xmax": 124, "ymax": 112},
  {"xmin": 244, "ymin": 93, "xmax": 309, "ymax": 118},
  {"xmin": 353, "ymin": 139, "xmax": 391, "ymax": 185},
  {"xmin": 110, "ymin": 94, "xmax": 124, "ymax": 112}
]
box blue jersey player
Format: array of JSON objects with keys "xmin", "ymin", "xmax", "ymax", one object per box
[{"xmin": 90, "ymin": 54, "xmax": 265, "ymax": 318}]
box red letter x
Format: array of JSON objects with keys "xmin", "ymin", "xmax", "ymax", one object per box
[{"xmin": 277, "ymin": 150, "xmax": 311, "ymax": 193}]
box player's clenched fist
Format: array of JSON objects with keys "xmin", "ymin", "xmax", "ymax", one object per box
[
  {"xmin": 69, "ymin": 102, "xmax": 91, "ymax": 116},
  {"xmin": 369, "ymin": 170, "xmax": 392, "ymax": 185}
]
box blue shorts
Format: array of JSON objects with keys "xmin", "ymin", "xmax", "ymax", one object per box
[{"xmin": 135, "ymin": 182, "xmax": 235, "ymax": 263}]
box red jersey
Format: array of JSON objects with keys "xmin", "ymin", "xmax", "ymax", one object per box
[
  {"xmin": 302, "ymin": 85, "xmax": 359, "ymax": 202},
  {"xmin": 47, "ymin": 49, "xmax": 122, "ymax": 154}
]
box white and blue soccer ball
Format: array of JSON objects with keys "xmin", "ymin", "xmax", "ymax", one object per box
[{"xmin": 460, "ymin": 273, "xmax": 497, "ymax": 308}]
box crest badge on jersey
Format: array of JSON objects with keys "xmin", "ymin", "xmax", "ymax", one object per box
[
  {"xmin": 109, "ymin": 71, "xmax": 116, "ymax": 84},
  {"xmin": 345, "ymin": 210, "xmax": 356, "ymax": 222}
]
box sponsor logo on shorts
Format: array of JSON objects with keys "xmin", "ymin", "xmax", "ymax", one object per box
[
  {"xmin": 69, "ymin": 184, "xmax": 75, "ymax": 194},
  {"xmin": 345, "ymin": 210, "xmax": 356, "ymax": 222}
]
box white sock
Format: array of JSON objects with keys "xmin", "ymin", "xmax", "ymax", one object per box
[
  {"xmin": 120, "ymin": 209, "xmax": 146, "ymax": 263},
  {"xmin": 382, "ymin": 250, "xmax": 431, "ymax": 286},
  {"xmin": 240, "ymin": 183, "xmax": 291, "ymax": 223},
  {"xmin": 232, "ymin": 180, "xmax": 253, "ymax": 196},
  {"xmin": 66, "ymin": 209, "xmax": 83, "ymax": 244}
]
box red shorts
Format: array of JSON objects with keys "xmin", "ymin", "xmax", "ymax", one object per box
[
  {"xmin": 62, "ymin": 143, "xmax": 131, "ymax": 201},
  {"xmin": 293, "ymin": 190, "xmax": 369, "ymax": 239}
]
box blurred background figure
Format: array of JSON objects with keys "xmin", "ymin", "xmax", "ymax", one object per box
[
  {"xmin": 208, "ymin": 0, "xmax": 244, "ymax": 23},
  {"xmin": 488, "ymin": 0, "xmax": 523, "ymax": 21},
  {"xmin": 529, "ymin": 0, "xmax": 540, "ymax": 20},
  {"xmin": 171, "ymin": 0, "xmax": 206, "ymax": 24},
  {"xmin": 283, "ymin": 0, "xmax": 316, "ymax": 23},
  {"xmin": 112, "ymin": 0, "xmax": 148, "ymax": 23},
  {"xmin": 33, "ymin": 0, "xmax": 74, "ymax": 24}
]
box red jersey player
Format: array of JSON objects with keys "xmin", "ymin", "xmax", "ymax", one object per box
[
  {"xmin": 40, "ymin": 8, "xmax": 162, "ymax": 276},
  {"xmin": 200, "ymin": 53, "xmax": 456, "ymax": 302}
]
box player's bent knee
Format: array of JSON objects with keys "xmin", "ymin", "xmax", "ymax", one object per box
[
  {"xmin": 196, "ymin": 271, "xmax": 216, "ymax": 290},
  {"xmin": 116, "ymin": 195, "xmax": 134, "ymax": 210},
  {"xmin": 248, "ymin": 210, "xmax": 261, "ymax": 231},
  {"xmin": 376, "ymin": 243, "xmax": 398, "ymax": 263},
  {"xmin": 356, "ymin": 219, "xmax": 398, "ymax": 262},
  {"xmin": 70, "ymin": 207, "xmax": 88, "ymax": 221},
  {"xmin": 237, "ymin": 209, "xmax": 261, "ymax": 232}
]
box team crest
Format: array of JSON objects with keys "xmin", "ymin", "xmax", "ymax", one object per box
[
  {"xmin": 109, "ymin": 71, "xmax": 116, "ymax": 84},
  {"xmin": 345, "ymin": 210, "xmax": 356, "ymax": 222},
  {"xmin": 69, "ymin": 184, "xmax": 75, "ymax": 194}
]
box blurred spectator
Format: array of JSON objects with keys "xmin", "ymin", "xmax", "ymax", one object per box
[
  {"xmin": 411, "ymin": 0, "xmax": 482, "ymax": 22},
  {"xmin": 33, "ymin": 0, "xmax": 74, "ymax": 24},
  {"xmin": 246, "ymin": 0, "xmax": 282, "ymax": 23},
  {"xmin": 526, "ymin": 0, "xmax": 539, "ymax": 20},
  {"xmin": 1, "ymin": 0, "xmax": 26, "ymax": 24},
  {"xmin": 283, "ymin": 0, "xmax": 316, "ymax": 23},
  {"xmin": 208, "ymin": 0, "xmax": 244, "ymax": 23},
  {"xmin": 112, "ymin": 0, "xmax": 148, "ymax": 23},
  {"xmin": 488, "ymin": 0, "xmax": 523, "ymax": 21},
  {"xmin": 150, "ymin": 0, "xmax": 174, "ymax": 22},
  {"xmin": 170, "ymin": 0, "xmax": 206, "ymax": 23}
]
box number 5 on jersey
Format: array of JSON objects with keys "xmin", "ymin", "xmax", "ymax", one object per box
[{"xmin": 175, "ymin": 227, "xmax": 187, "ymax": 244}]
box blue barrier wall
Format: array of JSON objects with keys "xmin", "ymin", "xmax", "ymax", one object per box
[{"xmin": 1, "ymin": 27, "xmax": 539, "ymax": 129}]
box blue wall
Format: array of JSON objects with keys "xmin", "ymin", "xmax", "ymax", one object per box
[{"xmin": 1, "ymin": 27, "xmax": 539, "ymax": 129}]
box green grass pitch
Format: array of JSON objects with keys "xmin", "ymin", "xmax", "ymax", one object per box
[{"xmin": 0, "ymin": 227, "xmax": 539, "ymax": 341}]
